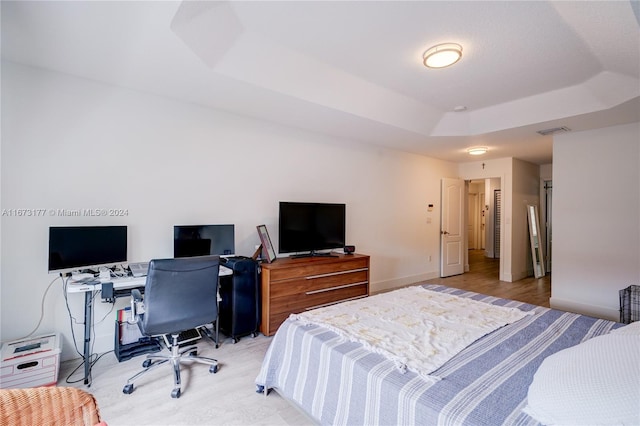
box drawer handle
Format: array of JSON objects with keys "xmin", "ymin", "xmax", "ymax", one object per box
[
  {"xmin": 305, "ymin": 295, "xmax": 368, "ymax": 310},
  {"xmin": 305, "ymin": 267, "xmax": 369, "ymax": 280},
  {"xmin": 305, "ymin": 281, "xmax": 368, "ymax": 295}
]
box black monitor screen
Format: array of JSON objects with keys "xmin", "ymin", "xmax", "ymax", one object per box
[
  {"xmin": 278, "ymin": 202, "xmax": 345, "ymax": 254},
  {"xmin": 48, "ymin": 226, "xmax": 127, "ymax": 272},
  {"xmin": 173, "ymin": 225, "xmax": 235, "ymax": 258}
]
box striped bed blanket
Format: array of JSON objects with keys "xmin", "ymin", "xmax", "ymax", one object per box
[{"xmin": 255, "ymin": 284, "xmax": 621, "ymax": 426}]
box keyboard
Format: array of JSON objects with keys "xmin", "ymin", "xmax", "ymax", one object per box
[
  {"xmin": 163, "ymin": 328, "xmax": 201, "ymax": 346},
  {"xmin": 129, "ymin": 262, "xmax": 149, "ymax": 278},
  {"xmin": 110, "ymin": 276, "xmax": 146, "ymax": 290}
]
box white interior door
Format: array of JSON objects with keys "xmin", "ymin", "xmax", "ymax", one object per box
[{"xmin": 441, "ymin": 178, "xmax": 464, "ymax": 277}]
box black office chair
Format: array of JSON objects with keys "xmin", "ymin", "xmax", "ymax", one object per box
[{"xmin": 122, "ymin": 256, "xmax": 221, "ymax": 398}]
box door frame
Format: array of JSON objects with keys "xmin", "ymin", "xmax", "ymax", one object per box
[{"xmin": 460, "ymin": 177, "xmax": 503, "ymax": 279}]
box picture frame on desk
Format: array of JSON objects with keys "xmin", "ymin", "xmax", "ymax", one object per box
[{"xmin": 256, "ymin": 225, "xmax": 276, "ymax": 263}]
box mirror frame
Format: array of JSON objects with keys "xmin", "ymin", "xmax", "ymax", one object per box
[{"xmin": 527, "ymin": 204, "xmax": 545, "ymax": 278}]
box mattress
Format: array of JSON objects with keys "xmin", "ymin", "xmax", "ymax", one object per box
[{"xmin": 255, "ymin": 284, "xmax": 622, "ymax": 425}]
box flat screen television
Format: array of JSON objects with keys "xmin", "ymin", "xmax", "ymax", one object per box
[
  {"xmin": 278, "ymin": 202, "xmax": 345, "ymax": 257},
  {"xmin": 173, "ymin": 224, "xmax": 235, "ymax": 258},
  {"xmin": 48, "ymin": 226, "xmax": 128, "ymax": 272}
]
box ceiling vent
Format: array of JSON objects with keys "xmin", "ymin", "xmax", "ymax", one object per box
[{"xmin": 536, "ymin": 126, "xmax": 571, "ymax": 136}]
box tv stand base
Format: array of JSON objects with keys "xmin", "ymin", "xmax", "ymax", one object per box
[
  {"xmin": 260, "ymin": 253, "xmax": 370, "ymax": 336},
  {"xmin": 291, "ymin": 252, "xmax": 338, "ymax": 259}
]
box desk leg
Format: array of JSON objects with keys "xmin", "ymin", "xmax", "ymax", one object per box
[{"xmin": 83, "ymin": 290, "xmax": 92, "ymax": 385}]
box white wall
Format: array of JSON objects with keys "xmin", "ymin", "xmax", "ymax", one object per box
[
  {"xmin": 511, "ymin": 158, "xmax": 541, "ymax": 280},
  {"xmin": 552, "ymin": 122, "xmax": 640, "ymax": 320},
  {"xmin": 0, "ymin": 62, "xmax": 457, "ymax": 360},
  {"xmin": 540, "ymin": 164, "xmax": 552, "ymax": 181}
]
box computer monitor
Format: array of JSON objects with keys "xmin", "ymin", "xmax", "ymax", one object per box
[
  {"xmin": 48, "ymin": 226, "xmax": 128, "ymax": 272},
  {"xmin": 173, "ymin": 224, "xmax": 235, "ymax": 258}
]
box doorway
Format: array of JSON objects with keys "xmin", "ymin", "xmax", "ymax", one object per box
[
  {"xmin": 441, "ymin": 177, "xmax": 503, "ymax": 280},
  {"xmin": 447, "ymin": 176, "xmax": 549, "ymax": 282},
  {"xmin": 467, "ymin": 191, "xmax": 484, "ymax": 250},
  {"xmin": 467, "ymin": 179, "xmax": 500, "ymax": 279}
]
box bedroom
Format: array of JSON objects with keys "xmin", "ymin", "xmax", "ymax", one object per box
[{"xmin": 1, "ymin": 1, "xmax": 639, "ymax": 423}]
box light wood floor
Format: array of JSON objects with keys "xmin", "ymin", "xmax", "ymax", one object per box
[
  {"xmin": 60, "ymin": 332, "xmax": 313, "ymax": 426},
  {"xmin": 425, "ymin": 249, "xmax": 551, "ymax": 307}
]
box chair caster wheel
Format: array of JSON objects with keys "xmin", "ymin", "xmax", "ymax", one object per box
[
  {"xmin": 189, "ymin": 350, "xmax": 197, "ymax": 357},
  {"xmin": 209, "ymin": 364, "xmax": 219, "ymax": 374},
  {"xmin": 123, "ymin": 384, "xmax": 134, "ymax": 394},
  {"xmin": 142, "ymin": 359, "xmax": 152, "ymax": 368},
  {"xmin": 171, "ymin": 388, "xmax": 181, "ymax": 398}
]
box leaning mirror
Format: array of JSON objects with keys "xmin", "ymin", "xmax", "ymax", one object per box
[{"xmin": 527, "ymin": 205, "xmax": 545, "ymax": 278}]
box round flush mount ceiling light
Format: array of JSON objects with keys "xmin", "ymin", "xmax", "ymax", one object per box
[
  {"xmin": 467, "ymin": 146, "xmax": 488, "ymax": 156},
  {"xmin": 423, "ymin": 43, "xmax": 463, "ymax": 69}
]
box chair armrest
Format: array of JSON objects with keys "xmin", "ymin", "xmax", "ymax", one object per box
[
  {"xmin": 131, "ymin": 288, "xmax": 143, "ymax": 301},
  {"xmin": 129, "ymin": 289, "xmax": 144, "ymax": 322}
]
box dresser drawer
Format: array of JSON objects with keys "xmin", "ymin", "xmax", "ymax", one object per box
[
  {"xmin": 268, "ymin": 257, "xmax": 369, "ymax": 281},
  {"xmin": 260, "ymin": 253, "xmax": 370, "ymax": 336},
  {"xmin": 270, "ymin": 269, "xmax": 368, "ymax": 298},
  {"xmin": 268, "ymin": 283, "xmax": 368, "ymax": 331}
]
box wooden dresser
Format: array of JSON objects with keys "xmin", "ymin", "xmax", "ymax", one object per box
[{"xmin": 259, "ymin": 253, "xmax": 370, "ymax": 336}]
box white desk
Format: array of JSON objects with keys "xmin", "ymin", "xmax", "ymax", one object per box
[
  {"xmin": 66, "ymin": 276, "xmax": 146, "ymax": 293},
  {"xmin": 67, "ymin": 265, "xmax": 232, "ymax": 293},
  {"xmin": 67, "ymin": 265, "xmax": 232, "ymax": 385}
]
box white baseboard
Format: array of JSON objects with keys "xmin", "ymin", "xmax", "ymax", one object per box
[
  {"xmin": 550, "ymin": 297, "xmax": 619, "ymax": 322},
  {"xmin": 370, "ymin": 271, "xmax": 440, "ymax": 294}
]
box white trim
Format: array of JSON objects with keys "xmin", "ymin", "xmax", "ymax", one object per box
[
  {"xmin": 370, "ymin": 272, "xmax": 439, "ymax": 294},
  {"xmin": 550, "ymin": 297, "xmax": 619, "ymax": 322}
]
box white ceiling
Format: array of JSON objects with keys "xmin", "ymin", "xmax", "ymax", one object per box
[{"xmin": 2, "ymin": 1, "xmax": 639, "ymax": 164}]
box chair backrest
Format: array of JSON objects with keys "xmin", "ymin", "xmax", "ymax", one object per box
[{"xmin": 141, "ymin": 256, "xmax": 220, "ymax": 336}]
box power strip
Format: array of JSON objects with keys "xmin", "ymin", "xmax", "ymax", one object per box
[{"xmin": 71, "ymin": 273, "xmax": 94, "ymax": 281}]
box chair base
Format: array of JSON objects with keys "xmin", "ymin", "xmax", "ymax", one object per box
[{"xmin": 123, "ymin": 333, "xmax": 219, "ymax": 398}]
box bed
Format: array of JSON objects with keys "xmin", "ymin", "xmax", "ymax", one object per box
[{"xmin": 255, "ymin": 284, "xmax": 640, "ymax": 425}]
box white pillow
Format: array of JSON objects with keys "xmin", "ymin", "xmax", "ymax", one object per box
[
  {"xmin": 609, "ymin": 320, "xmax": 640, "ymax": 335},
  {"xmin": 524, "ymin": 324, "xmax": 640, "ymax": 425}
]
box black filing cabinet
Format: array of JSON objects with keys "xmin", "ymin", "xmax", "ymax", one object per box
[{"xmin": 218, "ymin": 257, "xmax": 260, "ymax": 342}]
